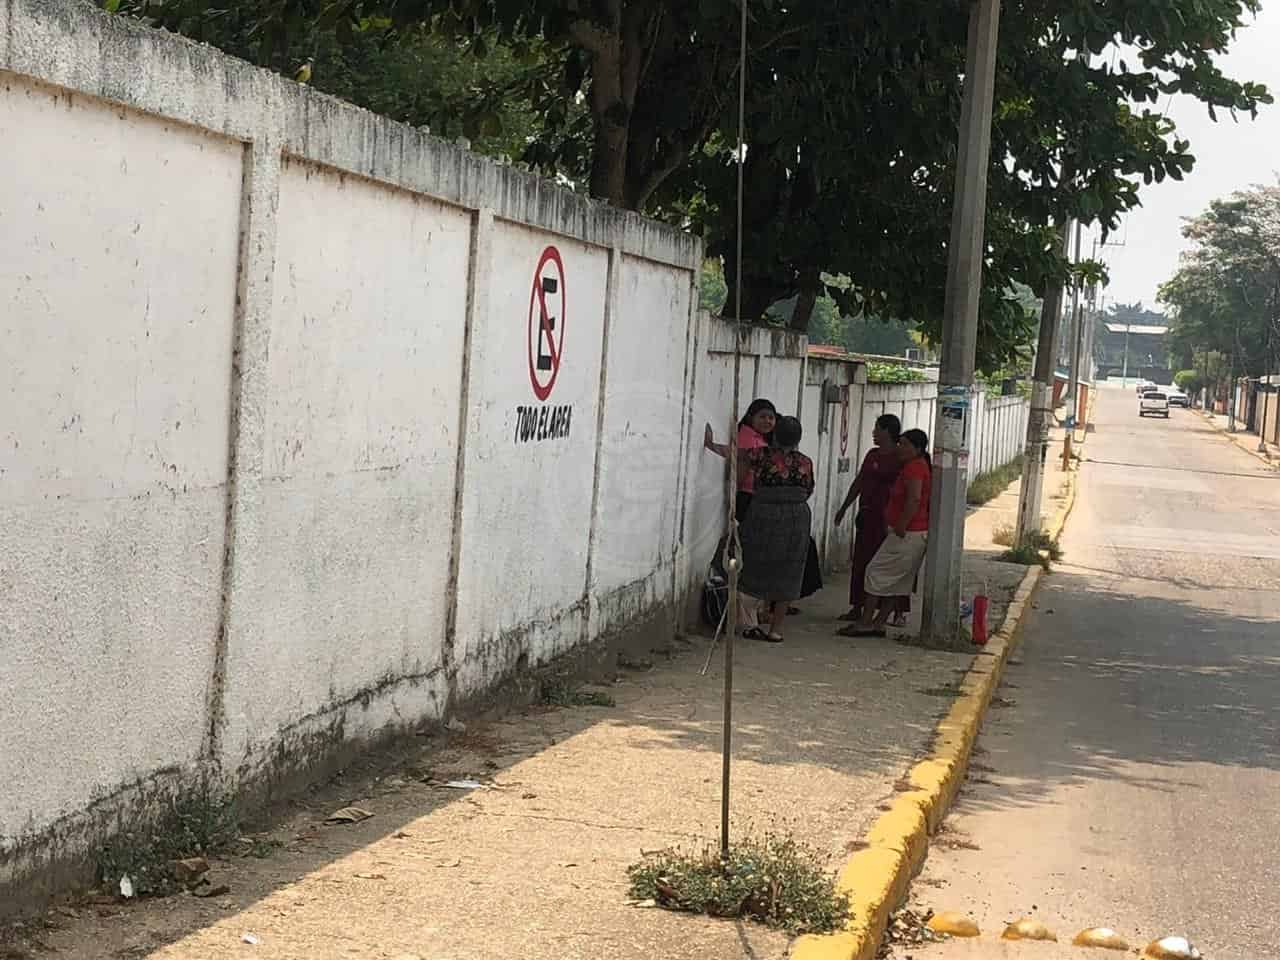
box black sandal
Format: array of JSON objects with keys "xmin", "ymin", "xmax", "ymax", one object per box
[{"xmin": 742, "ymin": 626, "xmax": 768, "ymax": 641}]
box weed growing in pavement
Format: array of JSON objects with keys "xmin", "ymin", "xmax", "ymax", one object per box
[
  {"xmin": 918, "ymin": 682, "xmax": 963, "ymax": 698},
  {"xmin": 992, "ymin": 521, "xmax": 1017, "ymax": 547},
  {"xmin": 540, "ymin": 680, "xmax": 616, "ymax": 708},
  {"xmin": 627, "ymin": 835, "xmax": 851, "ymax": 935},
  {"xmin": 95, "ymin": 788, "xmax": 239, "ymax": 897},
  {"xmin": 996, "ymin": 530, "xmax": 1062, "ymax": 570},
  {"xmin": 236, "ymin": 836, "xmax": 284, "ymax": 859},
  {"xmin": 966, "ymin": 456, "xmax": 1024, "ymax": 507}
]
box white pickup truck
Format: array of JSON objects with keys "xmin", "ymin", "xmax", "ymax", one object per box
[{"xmin": 1139, "ymin": 390, "xmax": 1170, "ymax": 418}]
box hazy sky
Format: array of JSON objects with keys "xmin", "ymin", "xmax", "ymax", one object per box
[{"xmin": 1087, "ymin": 5, "xmax": 1280, "ymax": 312}]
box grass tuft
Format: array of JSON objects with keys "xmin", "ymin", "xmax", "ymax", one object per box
[
  {"xmin": 540, "ymin": 680, "xmax": 616, "ymax": 708},
  {"xmin": 627, "ymin": 835, "xmax": 850, "ymax": 934},
  {"xmin": 996, "ymin": 530, "xmax": 1063, "ymax": 570},
  {"xmin": 966, "ymin": 455, "xmax": 1024, "ymax": 507},
  {"xmin": 95, "ymin": 788, "xmax": 239, "ymax": 898}
]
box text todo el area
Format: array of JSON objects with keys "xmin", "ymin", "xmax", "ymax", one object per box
[{"xmin": 514, "ymin": 404, "xmax": 573, "ymax": 444}]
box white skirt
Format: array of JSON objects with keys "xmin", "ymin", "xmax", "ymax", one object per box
[{"xmin": 865, "ymin": 530, "xmax": 928, "ymax": 598}]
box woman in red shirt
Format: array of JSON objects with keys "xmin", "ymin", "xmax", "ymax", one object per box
[
  {"xmin": 844, "ymin": 428, "xmax": 932, "ymax": 638},
  {"xmin": 834, "ymin": 413, "xmax": 911, "ymax": 624}
]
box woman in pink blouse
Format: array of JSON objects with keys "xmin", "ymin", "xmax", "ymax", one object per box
[
  {"xmin": 704, "ymin": 398, "xmax": 777, "ymax": 520},
  {"xmin": 704, "ymin": 398, "xmax": 777, "ymax": 632}
]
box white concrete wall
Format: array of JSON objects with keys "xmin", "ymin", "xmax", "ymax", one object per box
[
  {"xmin": 590, "ymin": 254, "xmax": 696, "ymax": 639},
  {"xmin": 220, "ymin": 159, "xmax": 473, "ymax": 766},
  {"xmin": 0, "ymin": 71, "xmax": 242, "ymax": 881},
  {"xmin": 0, "ymin": 0, "xmax": 1030, "ymax": 907},
  {"xmin": 451, "ymin": 223, "xmax": 609, "ymax": 697},
  {"xmin": 0, "ymin": 0, "xmax": 703, "ymax": 905}
]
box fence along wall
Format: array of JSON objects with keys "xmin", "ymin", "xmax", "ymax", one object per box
[{"xmin": 0, "ymin": 0, "xmax": 702, "ymax": 905}]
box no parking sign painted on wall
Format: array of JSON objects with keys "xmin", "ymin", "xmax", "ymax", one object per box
[{"xmin": 514, "ymin": 245, "xmax": 574, "ymax": 444}]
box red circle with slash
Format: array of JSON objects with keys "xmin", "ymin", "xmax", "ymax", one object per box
[{"xmin": 527, "ymin": 246, "xmax": 566, "ymax": 401}]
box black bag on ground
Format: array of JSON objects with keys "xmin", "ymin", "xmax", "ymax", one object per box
[
  {"xmin": 701, "ymin": 566, "xmax": 728, "ymax": 627},
  {"xmin": 701, "ymin": 535, "xmax": 732, "ymax": 627}
]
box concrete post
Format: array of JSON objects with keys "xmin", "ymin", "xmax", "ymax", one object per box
[
  {"xmin": 1016, "ymin": 221, "xmax": 1071, "ymax": 544},
  {"xmin": 1064, "ymin": 221, "xmax": 1083, "ymax": 421},
  {"xmin": 921, "ymin": 0, "xmax": 1001, "ymax": 648},
  {"xmin": 208, "ymin": 135, "xmax": 282, "ymax": 771}
]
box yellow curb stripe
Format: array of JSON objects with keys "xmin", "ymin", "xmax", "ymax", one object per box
[{"xmin": 793, "ymin": 470, "xmax": 1080, "ymax": 960}]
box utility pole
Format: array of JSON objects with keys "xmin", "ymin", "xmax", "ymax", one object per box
[
  {"xmin": 1228, "ymin": 314, "xmax": 1239, "ymax": 433},
  {"xmin": 920, "ymin": 0, "xmax": 1001, "ymax": 649},
  {"xmin": 1064, "ymin": 221, "xmax": 1084, "ymax": 424},
  {"xmin": 1015, "ymin": 221, "xmax": 1070, "ymax": 544},
  {"xmin": 1265, "ymin": 304, "xmax": 1276, "ymax": 452}
]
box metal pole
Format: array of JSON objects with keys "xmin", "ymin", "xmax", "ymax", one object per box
[
  {"xmin": 1228, "ymin": 315, "xmax": 1238, "ymax": 432},
  {"xmin": 720, "ymin": 0, "xmax": 748, "ymax": 862},
  {"xmin": 921, "ymin": 0, "xmax": 1002, "ymax": 649},
  {"xmin": 1122, "ymin": 325, "xmax": 1130, "ymax": 382},
  {"xmin": 1260, "ymin": 319, "xmax": 1270, "ymax": 452}
]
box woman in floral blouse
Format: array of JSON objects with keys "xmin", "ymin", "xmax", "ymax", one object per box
[{"xmin": 737, "ymin": 416, "xmax": 815, "ymax": 643}]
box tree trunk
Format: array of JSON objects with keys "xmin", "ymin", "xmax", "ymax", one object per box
[
  {"xmin": 586, "ymin": 40, "xmax": 628, "ymax": 206},
  {"xmin": 574, "ymin": 3, "xmax": 632, "ymax": 208},
  {"xmin": 589, "ymin": 105, "xmax": 629, "ymax": 206},
  {"xmin": 788, "ymin": 269, "xmax": 823, "ymax": 332}
]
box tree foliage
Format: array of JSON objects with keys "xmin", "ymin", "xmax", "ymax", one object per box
[
  {"xmin": 1174, "ymin": 369, "xmax": 1204, "ymax": 396},
  {"xmin": 1159, "ymin": 184, "xmax": 1280, "ymax": 385},
  {"xmin": 101, "ymin": 0, "xmax": 1270, "ymax": 375},
  {"xmin": 668, "ymin": 0, "xmax": 1269, "ymax": 369}
]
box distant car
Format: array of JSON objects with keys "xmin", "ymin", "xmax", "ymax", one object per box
[
  {"xmin": 1165, "ymin": 386, "xmax": 1190, "ymax": 407},
  {"xmin": 1135, "ymin": 379, "xmax": 1155, "ymax": 396},
  {"xmin": 1139, "ymin": 390, "xmax": 1170, "ymax": 418}
]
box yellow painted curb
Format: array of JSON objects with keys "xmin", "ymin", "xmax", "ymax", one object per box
[
  {"xmin": 1072, "ymin": 387, "xmax": 1098, "ymax": 445},
  {"xmin": 1046, "ymin": 465, "xmax": 1078, "ymax": 543},
  {"xmin": 792, "ymin": 473, "xmax": 1078, "ymax": 960}
]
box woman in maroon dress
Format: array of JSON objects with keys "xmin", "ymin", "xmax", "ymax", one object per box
[{"xmin": 833, "ymin": 414, "xmax": 910, "ymax": 626}]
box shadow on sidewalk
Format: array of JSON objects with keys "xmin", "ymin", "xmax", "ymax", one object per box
[{"xmin": 13, "ymin": 581, "xmax": 985, "ymax": 960}]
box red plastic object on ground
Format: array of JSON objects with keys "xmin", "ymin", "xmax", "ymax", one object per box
[{"xmin": 972, "ymin": 594, "xmax": 990, "ymax": 645}]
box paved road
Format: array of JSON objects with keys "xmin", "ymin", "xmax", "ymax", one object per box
[{"xmin": 909, "ymin": 384, "xmax": 1280, "ymax": 960}]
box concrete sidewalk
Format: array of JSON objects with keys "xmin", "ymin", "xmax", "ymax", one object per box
[
  {"xmin": 18, "ymin": 472, "xmax": 1068, "ymax": 960},
  {"xmin": 1199, "ymin": 408, "xmax": 1280, "ymax": 469}
]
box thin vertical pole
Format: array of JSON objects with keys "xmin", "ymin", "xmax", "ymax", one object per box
[
  {"xmin": 1259, "ymin": 318, "xmax": 1269, "ymax": 451},
  {"xmin": 721, "ymin": 0, "xmax": 749, "ymax": 862}
]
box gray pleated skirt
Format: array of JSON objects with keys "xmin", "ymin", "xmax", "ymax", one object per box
[{"xmin": 739, "ymin": 486, "xmax": 812, "ymax": 602}]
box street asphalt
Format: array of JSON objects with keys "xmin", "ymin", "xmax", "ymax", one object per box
[{"xmin": 911, "ymin": 381, "xmax": 1280, "ymax": 960}]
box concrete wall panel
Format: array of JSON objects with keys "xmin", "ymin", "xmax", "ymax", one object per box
[
  {"xmin": 218, "ymin": 160, "xmax": 470, "ymax": 762},
  {"xmin": 591, "ymin": 256, "xmax": 692, "ymax": 597},
  {"xmin": 451, "ymin": 222, "xmax": 608, "ymax": 696},
  {"xmin": 0, "ymin": 80, "xmax": 241, "ymax": 844}
]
